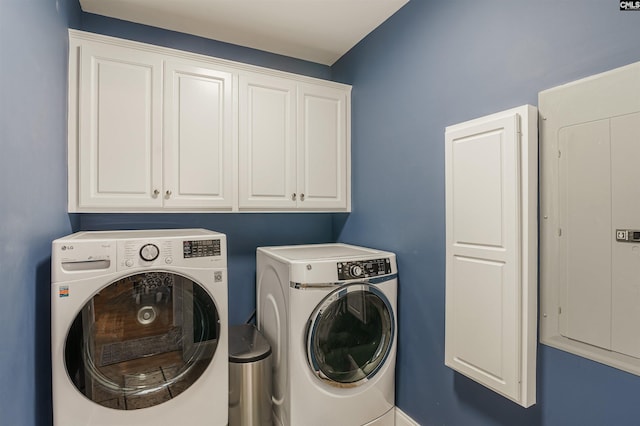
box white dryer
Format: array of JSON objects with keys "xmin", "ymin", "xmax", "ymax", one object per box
[
  {"xmin": 257, "ymin": 243, "xmax": 397, "ymax": 426},
  {"xmin": 51, "ymin": 229, "xmax": 228, "ymax": 426}
]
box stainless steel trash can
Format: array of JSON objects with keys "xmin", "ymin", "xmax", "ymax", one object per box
[{"xmin": 229, "ymin": 324, "xmax": 273, "ymax": 426}]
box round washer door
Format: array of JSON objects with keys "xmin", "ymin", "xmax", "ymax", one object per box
[
  {"xmin": 306, "ymin": 283, "xmax": 394, "ymax": 387},
  {"xmin": 64, "ymin": 271, "xmax": 220, "ymax": 410}
]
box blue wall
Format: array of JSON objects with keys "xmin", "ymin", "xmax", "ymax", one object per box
[
  {"xmin": 3, "ymin": 0, "xmax": 640, "ymax": 425},
  {"xmin": 0, "ymin": 1, "xmax": 79, "ymax": 424},
  {"xmin": 332, "ymin": 1, "xmax": 640, "ymax": 425}
]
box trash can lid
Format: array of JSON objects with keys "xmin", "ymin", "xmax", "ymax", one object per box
[{"xmin": 229, "ymin": 324, "xmax": 272, "ymax": 363}]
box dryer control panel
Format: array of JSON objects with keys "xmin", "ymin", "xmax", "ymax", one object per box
[{"xmin": 337, "ymin": 258, "xmax": 392, "ymax": 280}]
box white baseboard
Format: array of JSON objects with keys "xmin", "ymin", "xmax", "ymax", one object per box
[{"xmin": 395, "ymin": 407, "xmax": 420, "ymax": 426}]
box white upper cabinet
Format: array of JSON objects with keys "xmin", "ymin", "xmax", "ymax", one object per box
[
  {"xmin": 238, "ymin": 75, "xmax": 350, "ymax": 210},
  {"xmin": 163, "ymin": 59, "xmax": 234, "ymax": 209},
  {"xmin": 444, "ymin": 105, "xmax": 538, "ymax": 408},
  {"xmin": 297, "ymin": 83, "xmax": 349, "ymax": 210},
  {"xmin": 239, "ymin": 73, "xmax": 298, "ymax": 209},
  {"xmin": 71, "ymin": 40, "xmax": 164, "ymax": 210},
  {"xmin": 67, "ymin": 30, "xmax": 351, "ymax": 212}
]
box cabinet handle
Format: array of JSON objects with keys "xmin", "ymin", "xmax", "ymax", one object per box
[
  {"xmin": 300, "ymin": 193, "xmax": 305, "ymax": 201},
  {"xmin": 291, "ymin": 193, "xmax": 297, "ymax": 201},
  {"xmin": 153, "ymin": 189, "xmax": 160, "ymax": 198},
  {"xmin": 165, "ymin": 190, "xmax": 172, "ymax": 198}
]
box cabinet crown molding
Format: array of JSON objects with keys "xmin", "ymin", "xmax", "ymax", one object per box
[{"xmin": 68, "ymin": 30, "xmax": 351, "ymax": 91}]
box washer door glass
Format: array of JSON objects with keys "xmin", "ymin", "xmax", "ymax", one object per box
[
  {"xmin": 64, "ymin": 272, "xmax": 219, "ymax": 410},
  {"xmin": 307, "ymin": 283, "xmax": 394, "ymax": 386}
]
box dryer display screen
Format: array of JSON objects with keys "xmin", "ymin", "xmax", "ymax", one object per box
[
  {"xmin": 337, "ymin": 258, "xmax": 392, "ymax": 280},
  {"xmin": 183, "ymin": 239, "xmax": 221, "ymax": 258}
]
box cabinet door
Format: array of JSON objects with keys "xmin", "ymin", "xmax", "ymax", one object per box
[
  {"xmin": 444, "ymin": 106, "xmax": 537, "ymax": 407},
  {"xmin": 297, "ymin": 83, "xmax": 350, "ymax": 210},
  {"xmin": 163, "ymin": 60, "xmax": 234, "ymax": 209},
  {"xmin": 238, "ymin": 73, "xmax": 297, "ymax": 209},
  {"xmin": 76, "ymin": 42, "xmax": 163, "ymax": 209}
]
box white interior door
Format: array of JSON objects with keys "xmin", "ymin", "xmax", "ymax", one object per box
[{"xmin": 445, "ymin": 106, "xmax": 537, "ymax": 407}]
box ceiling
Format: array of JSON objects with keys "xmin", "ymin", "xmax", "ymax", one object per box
[{"xmin": 79, "ymin": 0, "xmax": 409, "ymax": 65}]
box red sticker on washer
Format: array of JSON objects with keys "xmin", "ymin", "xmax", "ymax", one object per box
[{"xmin": 59, "ymin": 286, "xmax": 69, "ymax": 297}]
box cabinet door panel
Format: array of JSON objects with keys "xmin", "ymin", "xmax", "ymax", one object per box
[
  {"xmin": 239, "ymin": 74, "xmax": 297, "ymax": 209},
  {"xmin": 164, "ymin": 61, "xmax": 234, "ymax": 209},
  {"xmin": 77, "ymin": 42, "xmax": 162, "ymax": 209},
  {"xmin": 445, "ymin": 106, "xmax": 537, "ymax": 407},
  {"xmin": 445, "ymin": 115, "xmax": 520, "ymax": 401},
  {"xmin": 557, "ymin": 120, "xmax": 612, "ymax": 349},
  {"xmin": 297, "ymin": 84, "xmax": 349, "ymax": 209}
]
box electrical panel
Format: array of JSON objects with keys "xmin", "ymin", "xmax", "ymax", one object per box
[{"xmin": 539, "ymin": 61, "xmax": 640, "ymax": 374}]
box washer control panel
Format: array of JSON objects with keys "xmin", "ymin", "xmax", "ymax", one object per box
[
  {"xmin": 119, "ymin": 237, "xmax": 223, "ymax": 269},
  {"xmin": 337, "ymin": 258, "xmax": 392, "ymax": 280}
]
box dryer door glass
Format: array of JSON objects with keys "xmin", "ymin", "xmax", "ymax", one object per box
[
  {"xmin": 64, "ymin": 272, "xmax": 220, "ymax": 410},
  {"xmin": 307, "ymin": 283, "xmax": 394, "ymax": 386}
]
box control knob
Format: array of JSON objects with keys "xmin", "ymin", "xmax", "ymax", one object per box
[
  {"xmin": 349, "ymin": 264, "xmax": 363, "ymax": 277},
  {"xmin": 139, "ymin": 244, "xmax": 160, "ymax": 262}
]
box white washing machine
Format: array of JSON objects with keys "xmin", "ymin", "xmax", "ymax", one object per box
[
  {"xmin": 257, "ymin": 243, "xmax": 397, "ymax": 426},
  {"xmin": 51, "ymin": 229, "xmax": 228, "ymax": 426}
]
